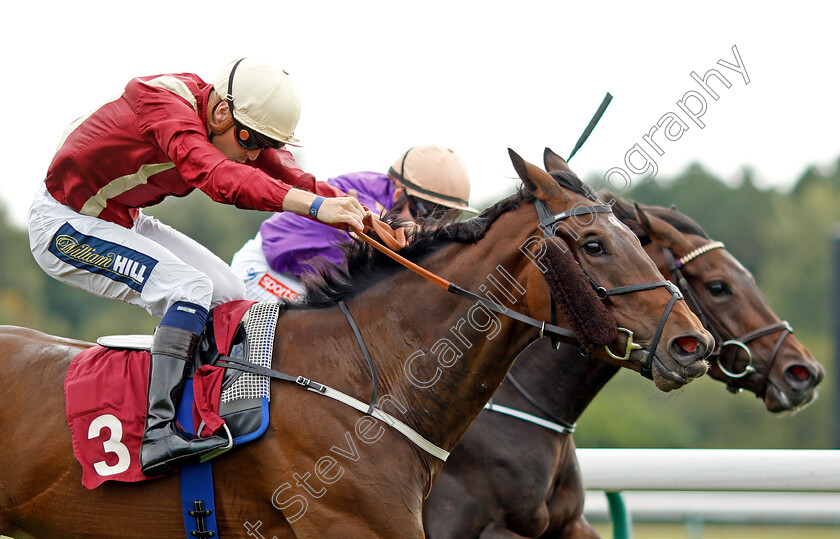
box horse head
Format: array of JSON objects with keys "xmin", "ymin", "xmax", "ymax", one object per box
[
  {"xmin": 623, "ymin": 200, "xmax": 824, "ymax": 412},
  {"xmin": 513, "ymin": 149, "xmax": 712, "ymax": 391}
]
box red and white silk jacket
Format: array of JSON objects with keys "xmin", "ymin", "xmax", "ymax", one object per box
[{"xmin": 45, "ymin": 72, "xmax": 343, "ymax": 228}]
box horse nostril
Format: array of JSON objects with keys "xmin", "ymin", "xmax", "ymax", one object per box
[
  {"xmin": 669, "ymin": 335, "xmax": 707, "ymax": 365},
  {"xmin": 788, "ymin": 365, "xmax": 810, "ymax": 381},
  {"xmin": 784, "ymin": 364, "xmax": 818, "ymax": 389},
  {"xmin": 676, "ymin": 336, "xmax": 698, "ymax": 354}
]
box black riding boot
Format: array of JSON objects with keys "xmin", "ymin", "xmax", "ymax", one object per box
[{"xmin": 139, "ymin": 325, "xmax": 229, "ymax": 476}]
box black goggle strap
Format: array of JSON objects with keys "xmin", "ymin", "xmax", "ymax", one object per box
[
  {"xmin": 225, "ymin": 58, "xmax": 282, "ymax": 150},
  {"xmin": 226, "ymin": 59, "xmax": 244, "ymax": 101},
  {"xmin": 225, "ymin": 58, "xmax": 245, "ymax": 125}
]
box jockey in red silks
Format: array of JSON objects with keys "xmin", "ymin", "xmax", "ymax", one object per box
[
  {"xmin": 28, "ymin": 58, "xmax": 370, "ymax": 476},
  {"xmin": 230, "ymin": 145, "xmax": 478, "ymax": 302}
]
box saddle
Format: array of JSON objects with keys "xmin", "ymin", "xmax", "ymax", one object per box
[
  {"xmin": 196, "ymin": 301, "xmax": 281, "ymax": 442},
  {"xmin": 66, "ymin": 300, "xmax": 281, "ymax": 488},
  {"xmin": 101, "ymin": 300, "xmax": 282, "ymax": 442}
]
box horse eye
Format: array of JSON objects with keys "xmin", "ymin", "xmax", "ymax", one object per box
[
  {"xmin": 706, "ymin": 280, "xmax": 731, "ymax": 297},
  {"xmin": 582, "ymin": 240, "xmax": 605, "ymax": 256}
]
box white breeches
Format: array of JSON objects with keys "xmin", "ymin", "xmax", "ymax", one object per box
[{"xmin": 28, "ymin": 186, "xmax": 245, "ymax": 318}]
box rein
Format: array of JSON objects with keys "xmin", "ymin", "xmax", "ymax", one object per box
[
  {"xmin": 353, "ymin": 229, "xmax": 581, "ymax": 344},
  {"xmin": 662, "ymin": 242, "xmax": 794, "ymax": 396},
  {"xmin": 357, "ymin": 199, "xmax": 687, "ymax": 380}
]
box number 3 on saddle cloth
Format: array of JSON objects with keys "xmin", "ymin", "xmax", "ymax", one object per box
[{"xmin": 64, "ymin": 300, "xmax": 279, "ymax": 489}]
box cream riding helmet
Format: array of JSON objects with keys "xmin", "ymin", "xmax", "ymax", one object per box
[
  {"xmin": 388, "ymin": 145, "xmax": 478, "ymax": 218},
  {"xmin": 208, "ymin": 58, "xmax": 302, "ymax": 148}
]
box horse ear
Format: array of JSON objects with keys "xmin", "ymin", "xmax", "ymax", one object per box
[
  {"xmin": 509, "ymin": 148, "xmax": 564, "ymax": 201},
  {"xmin": 634, "ymin": 202, "xmax": 681, "ymax": 250},
  {"xmin": 543, "ymin": 147, "xmax": 573, "ymax": 174}
]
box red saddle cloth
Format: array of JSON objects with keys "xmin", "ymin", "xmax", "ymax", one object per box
[{"xmin": 64, "ymin": 300, "xmax": 255, "ymax": 489}]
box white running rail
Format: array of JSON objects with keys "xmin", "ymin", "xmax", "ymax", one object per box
[{"xmin": 576, "ymin": 449, "xmax": 840, "ymax": 492}]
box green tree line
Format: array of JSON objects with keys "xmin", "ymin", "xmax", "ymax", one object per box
[{"xmin": 1, "ymin": 158, "xmax": 838, "ymax": 449}]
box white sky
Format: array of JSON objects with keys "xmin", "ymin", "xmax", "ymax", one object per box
[{"xmin": 2, "ymin": 1, "xmax": 838, "ymax": 227}]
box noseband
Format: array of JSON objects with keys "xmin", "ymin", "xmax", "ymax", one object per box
[
  {"xmin": 535, "ymin": 199, "xmax": 685, "ymax": 380},
  {"xmin": 661, "ymin": 242, "xmax": 793, "ymax": 397}
]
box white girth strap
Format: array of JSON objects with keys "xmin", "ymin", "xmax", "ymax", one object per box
[
  {"xmin": 305, "ymin": 384, "xmax": 450, "ymax": 461},
  {"xmin": 484, "ymin": 402, "xmax": 575, "ymax": 434}
]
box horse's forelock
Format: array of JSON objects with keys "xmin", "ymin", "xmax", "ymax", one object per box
[{"xmin": 548, "ymin": 171, "xmax": 597, "ymax": 201}]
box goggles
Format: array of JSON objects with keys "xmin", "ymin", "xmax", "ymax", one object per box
[
  {"xmin": 226, "ymin": 59, "xmax": 285, "ymax": 150},
  {"xmin": 407, "ymin": 195, "xmax": 447, "ymax": 220}
]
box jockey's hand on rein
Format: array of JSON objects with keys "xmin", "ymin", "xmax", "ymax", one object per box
[{"xmin": 315, "ymin": 196, "xmax": 367, "ymax": 232}]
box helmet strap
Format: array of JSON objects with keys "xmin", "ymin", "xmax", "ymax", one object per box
[{"xmin": 206, "ymin": 92, "xmax": 234, "ymax": 136}]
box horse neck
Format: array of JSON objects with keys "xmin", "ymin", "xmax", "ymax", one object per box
[
  {"xmin": 360, "ymin": 208, "xmax": 549, "ymax": 452},
  {"xmin": 498, "ymin": 339, "xmax": 620, "ymax": 425}
]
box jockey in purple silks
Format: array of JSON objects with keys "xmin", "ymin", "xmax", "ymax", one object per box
[{"xmin": 231, "ymin": 145, "xmax": 477, "ymax": 302}]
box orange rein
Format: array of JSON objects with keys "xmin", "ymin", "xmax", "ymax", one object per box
[{"xmin": 353, "ymin": 218, "xmax": 451, "ymax": 291}]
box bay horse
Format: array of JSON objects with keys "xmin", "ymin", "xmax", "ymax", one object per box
[
  {"xmin": 0, "ymin": 150, "xmax": 712, "ymax": 538},
  {"xmin": 422, "ymin": 148, "xmax": 824, "ymax": 539}
]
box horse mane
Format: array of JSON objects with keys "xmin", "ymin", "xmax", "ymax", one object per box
[
  {"xmin": 297, "ymin": 192, "xmax": 526, "ymax": 308},
  {"xmin": 609, "ymin": 196, "xmax": 710, "ymax": 242},
  {"xmin": 299, "ymin": 171, "xmax": 592, "ymax": 308}
]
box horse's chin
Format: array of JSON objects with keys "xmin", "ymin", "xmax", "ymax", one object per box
[
  {"xmin": 641, "ymin": 352, "xmax": 708, "ymax": 392},
  {"xmin": 764, "ymin": 383, "xmax": 817, "ymax": 413},
  {"xmin": 650, "ymin": 358, "xmax": 687, "ymax": 392}
]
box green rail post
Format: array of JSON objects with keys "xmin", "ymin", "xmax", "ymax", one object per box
[{"xmin": 605, "ymin": 491, "xmax": 632, "ymax": 539}]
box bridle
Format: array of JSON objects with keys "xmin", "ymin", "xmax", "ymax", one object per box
[
  {"xmin": 535, "ymin": 197, "xmax": 686, "ymax": 380},
  {"xmin": 661, "ymin": 241, "xmax": 793, "ymax": 397},
  {"xmin": 356, "ymin": 195, "xmax": 686, "ymax": 375},
  {"xmin": 481, "ymin": 196, "xmax": 692, "ymax": 433}
]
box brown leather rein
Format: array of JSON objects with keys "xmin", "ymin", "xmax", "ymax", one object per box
[{"xmin": 353, "ymin": 218, "xmax": 580, "ymax": 343}]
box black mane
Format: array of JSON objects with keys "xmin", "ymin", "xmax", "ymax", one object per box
[
  {"xmin": 298, "ymin": 170, "xmax": 592, "ymax": 308},
  {"xmin": 610, "ymin": 196, "xmax": 710, "ymax": 241}
]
